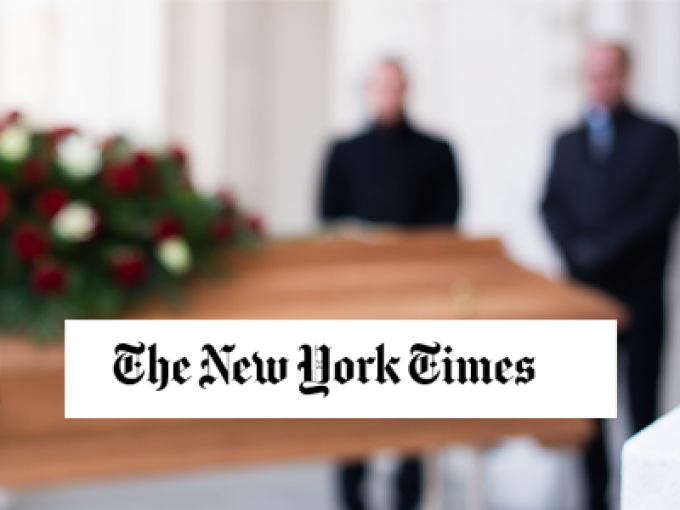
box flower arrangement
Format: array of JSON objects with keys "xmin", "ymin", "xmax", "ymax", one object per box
[{"xmin": 0, "ymin": 112, "xmax": 261, "ymax": 339}]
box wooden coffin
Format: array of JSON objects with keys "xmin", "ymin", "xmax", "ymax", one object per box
[{"xmin": 0, "ymin": 230, "xmax": 626, "ymax": 487}]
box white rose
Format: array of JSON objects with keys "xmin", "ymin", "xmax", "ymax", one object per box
[
  {"xmin": 0, "ymin": 126, "xmax": 30, "ymax": 162},
  {"xmin": 156, "ymin": 237, "xmax": 192, "ymax": 275},
  {"xmin": 52, "ymin": 201, "xmax": 97, "ymax": 242},
  {"xmin": 57, "ymin": 134, "xmax": 101, "ymax": 179}
]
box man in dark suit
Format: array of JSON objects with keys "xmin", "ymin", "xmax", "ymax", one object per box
[
  {"xmin": 541, "ymin": 42, "xmax": 680, "ymax": 510},
  {"xmin": 320, "ymin": 59, "xmax": 460, "ymax": 228},
  {"xmin": 319, "ymin": 59, "xmax": 461, "ymax": 510}
]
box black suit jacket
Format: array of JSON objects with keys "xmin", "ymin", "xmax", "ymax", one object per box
[
  {"xmin": 319, "ymin": 120, "xmax": 461, "ymax": 227},
  {"xmin": 541, "ymin": 105, "xmax": 680, "ymax": 292}
]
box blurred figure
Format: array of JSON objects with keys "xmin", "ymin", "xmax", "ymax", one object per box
[
  {"xmin": 541, "ymin": 42, "xmax": 680, "ymax": 510},
  {"xmin": 319, "ymin": 59, "xmax": 461, "ymax": 510},
  {"xmin": 320, "ymin": 59, "xmax": 460, "ymax": 227}
]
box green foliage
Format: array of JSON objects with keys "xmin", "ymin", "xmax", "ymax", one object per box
[{"xmin": 0, "ymin": 115, "xmax": 260, "ymax": 341}]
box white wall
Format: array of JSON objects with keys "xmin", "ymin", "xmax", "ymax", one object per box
[
  {"xmin": 167, "ymin": 0, "xmax": 331, "ymax": 233},
  {"xmin": 0, "ymin": 0, "xmax": 166, "ymax": 140}
]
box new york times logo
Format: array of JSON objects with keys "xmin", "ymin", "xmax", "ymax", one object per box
[{"xmin": 113, "ymin": 342, "xmax": 535, "ymax": 396}]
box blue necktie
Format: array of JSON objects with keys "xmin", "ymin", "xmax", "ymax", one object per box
[{"xmin": 586, "ymin": 107, "xmax": 614, "ymax": 161}]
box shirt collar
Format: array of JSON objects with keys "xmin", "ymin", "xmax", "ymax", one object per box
[
  {"xmin": 585, "ymin": 104, "xmax": 612, "ymax": 131},
  {"xmin": 584, "ymin": 101, "xmax": 632, "ymax": 129}
]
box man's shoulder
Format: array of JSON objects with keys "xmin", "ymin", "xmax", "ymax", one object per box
[
  {"xmin": 330, "ymin": 123, "xmax": 454, "ymax": 153},
  {"xmin": 627, "ymin": 108, "xmax": 678, "ymax": 140},
  {"xmin": 397, "ymin": 125, "xmax": 454, "ymax": 158},
  {"xmin": 412, "ymin": 129, "xmax": 452, "ymax": 150},
  {"xmin": 328, "ymin": 130, "xmax": 373, "ymax": 154},
  {"xmin": 554, "ymin": 123, "xmax": 584, "ymax": 147}
]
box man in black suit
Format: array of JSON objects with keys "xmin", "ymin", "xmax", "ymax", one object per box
[
  {"xmin": 319, "ymin": 60, "xmax": 461, "ymax": 510},
  {"xmin": 541, "ymin": 42, "xmax": 680, "ymax": 510},
  {"xmin": 320, "ymin": 59, "xmax": 460, "ymax": 228}
]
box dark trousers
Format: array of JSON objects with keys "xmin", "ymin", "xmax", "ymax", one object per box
[
  {"xmin": 585, "ymin": 286, "xmax": 665, "ymax": 510},
  {"xmin": 339, "ymin": 457, "xmax": 423, "ymax": 510}
]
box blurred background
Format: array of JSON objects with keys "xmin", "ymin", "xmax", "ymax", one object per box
[{"xmin": 1, "ymin": 0, "xmax": 679, "ymax": 509}]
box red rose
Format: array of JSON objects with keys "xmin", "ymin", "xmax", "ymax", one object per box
[
  {"xmin": 133, "ymin": 150, "xmax": 155, "ymax": 171},
  {"xmin": 49, "ymin": 126, "xmax": 77, "ymax": 145},
  {"xmin": 152, "ymin": 216, "xmax": 183, "ymax": 241},
  {"xmin": 12, "ymin": 223, "xmax": 50, "ymax": 261},
  {"xmin": 169, "ymin": 145, "xmax": 187, "ymax": 166},
  {"xmin": 111, "ymin": 249, "xmax": 147, "ymax": 287},
  {"xmin": 101, "ymin": 135, "xmax": 123, "ymax": 152},
  {"xmin": 217, "ymin": 189, "xmax": 233, "ymax": 202},
  {"xmin": 0, "ymin": 111, "xmax": 21, "ymax": 131},
  {"xmin": 35, "ymin": 188, "xmax": 69, "ymax": 218},
  {"xmin": 247, "ymin": 214, "xmax": 264, "ymax": 235},
  {"xmin": 103, "ymin": 162, "xmax": 140, "ymax": 194},
  {"xmin": 31, "ymin": 260, "xmax": 68, "ymax": 296},
  {"xmin": 21, "ymin": 159, "xmax": 49, "ymax": 185},
  {"xmin": 0, "ymin": 185, "xmax": 11, "ymax": 223},
  {"xmin": 211, "ymin": 217, "xmax": 233, "ymax": 240},
  {"xmin": 217, "ymin": 188, "xmax": 235, "ymax": 206}
]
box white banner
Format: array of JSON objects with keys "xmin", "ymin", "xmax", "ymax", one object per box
[{"xmin": 65, "ymin": 320, "xmax": 617, "ymax": 419}]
